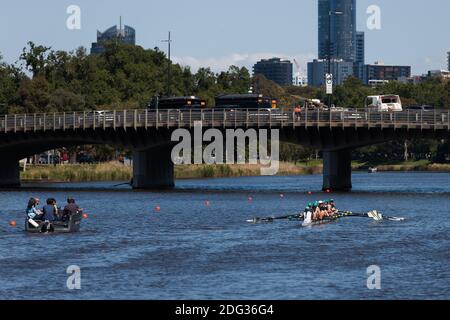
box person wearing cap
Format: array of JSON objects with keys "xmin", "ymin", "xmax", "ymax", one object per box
[
  {"xmin": 317, "ymin": 201, "xmax": 328, "ymax": 220},
  {"xmin": 313, "ymin": 201, "xmax": 322, "ymax": 221}
]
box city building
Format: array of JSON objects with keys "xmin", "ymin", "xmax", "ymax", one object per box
[
  {"xmin": 315, "ymin": 0, "xmax": 365, "ymax": 84},
  {"xmin": 428, "ymin": 70, "xmax": 450, "ymax": 79},
  {"xmin": 363, "ymin": 62, "xmax": 411, "ymax": 85},
  {"xmin": 90, "ymin": 22, "xmax": 136, "ymax": 54},
  {"xmin": 318, "ymin": 0, "xmax": 357, "ymax": 62},
  {"xmin": 398, "ymin": 75, "xmax": 427, "ymax": 85},
  {"xmin": 253, "ymin": 58, "xmax": 293, "ymax": 86},
  {"xmin": 447, "ymin": 52, "xmax": 450, "ymax": 71},
  {"xmin": 354, "ymin": 31, "xmax": 365, "ymax": 79},
  {"xmin": 307, "ymin": 59, "xmax": 354, "ymax": 87}
]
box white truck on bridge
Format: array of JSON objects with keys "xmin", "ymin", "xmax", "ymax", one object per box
[{"xmin": 365, "ymin": 95, "xmax": 403, "ymax": 112}]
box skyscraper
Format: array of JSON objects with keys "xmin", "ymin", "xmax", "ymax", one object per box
[
  {"xmin": 318, "ymin": 0, "xmax": 356, "ymax": 62},
  {"xmin": 447, "ymin": 52, "xmax": 450, "ymax": 71},
  {"xmin": 354, "ymin": 31, "xmax": 365, "ymax": 79},
  {"xmin": 90, "ymin": 22, "xmax": 136, "ymax": 54},
  {"xmin": 355, "ymin": 32, "xmax": 365, "ymax": 65}
]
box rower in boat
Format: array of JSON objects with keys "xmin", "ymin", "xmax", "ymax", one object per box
[
  {"xmin": 317, "ymin": 201, "xmax": 329, "ymax": 220},
  {"xmin": 325, "ymin": 199, "xmax": 338, "ymax": 218}
]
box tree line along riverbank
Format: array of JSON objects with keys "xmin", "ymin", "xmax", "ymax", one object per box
[{"xmin": 19, "ymin": 160, "xmax": 450, "ymax": 183}]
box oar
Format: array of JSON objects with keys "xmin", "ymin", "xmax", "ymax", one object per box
[
  {"xmin": 247, "ymin": 212, "xmax": 304, "ymax": 223},
  {"xmin": 338, "ymin": 210, "xmax": 405, "ymax": 222}
]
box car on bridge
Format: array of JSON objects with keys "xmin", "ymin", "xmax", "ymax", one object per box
[{"xmin": 406, "ymin": 105, "xmax": 435, "ymax": 112}]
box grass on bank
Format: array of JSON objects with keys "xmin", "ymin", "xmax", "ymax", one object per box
[
  {"xmin": 21, "ymin": 161, "xmax": 323, "ymax": 182},
  {"xmin": 21, "ymin": 162, "xmax": 132, "ymax": 182},
  {"xmin": 21, "ymin": 160, "xmax": 450, "ymax": 183}
]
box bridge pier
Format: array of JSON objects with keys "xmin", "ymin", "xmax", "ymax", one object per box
[
  {"xmin": 0, "ymin": 158, "xmax": 20, "ymax": 188},
  {"xmin": 132, "ymin": 145, "xmax": 175, "ymax": 190},
  {"xmin": 322, "ymin": 149, "xmax": 352, "ymax": 191}
]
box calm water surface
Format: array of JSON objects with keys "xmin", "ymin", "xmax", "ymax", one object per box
[{"xmin": 0, "ymin": 172, "xmax": 449, "ymax": 300}]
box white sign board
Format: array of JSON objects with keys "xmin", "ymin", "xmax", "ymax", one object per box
[{"xmin": 325, "ymin": 73, "xmax": 333, "ymax": 95}]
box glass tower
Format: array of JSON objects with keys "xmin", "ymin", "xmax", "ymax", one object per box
[
  {"xmin": 448, "ymin": 52, "xmax": 450, "ymax": 71},
  {"xmin": 318, "ymin": 0, "xmax": 357, "ymax": 62}
]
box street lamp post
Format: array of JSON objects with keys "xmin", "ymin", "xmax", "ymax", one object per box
[
  {"xmin": 162, "ymin": 31, "xmax": 172, "ymax": 97},
  {"xmin": 328, "ymin": 10, "xmax": 343, "ymax": 108}
]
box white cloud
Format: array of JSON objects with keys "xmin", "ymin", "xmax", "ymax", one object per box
[{"xmin": 172, "ymin": 52, "xmax": 315, "ymax": 75}]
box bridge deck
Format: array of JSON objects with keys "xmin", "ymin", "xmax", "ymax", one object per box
[{"xmin": 1, "ymin": 108, "xmax": 449, "ymax": 133}]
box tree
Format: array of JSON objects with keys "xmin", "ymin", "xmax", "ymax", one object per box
[
  {"xmin": 17, "ymin": 76, "xmax": 50, "ymax": 113},
  {"xmin": 20, "ymin": 42, "xmax": 52, "ymax": 77}
]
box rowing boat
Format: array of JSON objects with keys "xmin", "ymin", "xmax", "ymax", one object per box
[
  {"xmin": 247, "ymin": 210, "xmax": 405, "ymax": 225},
  {"xmin": 25, "ymin": 212, "xmax": 83, "ymax": 234}
]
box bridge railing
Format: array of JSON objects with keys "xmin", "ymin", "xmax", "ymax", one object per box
[{"xmin": 0, "ymin": 108, "xmax": 449, "ymax": 133}]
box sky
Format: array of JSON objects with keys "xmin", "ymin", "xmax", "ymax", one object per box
[{"xmin": 0, "ymin": 0, "xmax": 449, "ymax": 76}]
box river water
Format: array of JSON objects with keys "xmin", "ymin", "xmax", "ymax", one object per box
[{"xmin": 0, "ymin": 172, "xmax": 449, "ymax": 300}]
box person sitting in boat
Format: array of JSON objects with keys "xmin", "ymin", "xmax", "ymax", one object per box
[
  {"xmin": 312, "ymin": 202, "xmax": 320, "ymax": 221},
  {"xmin": 320, "ymin": 201, "xmax": 330, "ymax": 220},
  {"xmin": 312, "ymin": 201, "xmax": 324, "ymax": 221},
  {"xmin": 26, "ymin": 198, "xmax": 43, "ymax": 221},
  {"xmin": 326, "ymin": 199, "xmax": 338, "ymax": 217},
  {"xmin": 63, "ymin": 198, "xmax": 80, "ymax": 221},
  {"xmin": 313, "ymin": 201, "xmax": 326, "ymax": 220},
  {"xmin": 303, "ymin": 205, "xmax": 313, "ymax": 225},
  {"xmin": 42, "ymin": 198, "xmax": 57, "ymax": 222}
]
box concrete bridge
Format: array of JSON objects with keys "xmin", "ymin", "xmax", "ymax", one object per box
[{"xmin": 1, "ymin": 108, "xmax": 449, "ymax": 190}]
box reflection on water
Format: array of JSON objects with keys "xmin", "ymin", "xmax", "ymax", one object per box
[{"xmin": 0, "ymin": 172, "xmax": 449, "ymax": 300}]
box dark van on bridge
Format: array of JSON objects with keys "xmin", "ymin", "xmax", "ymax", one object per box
[
  {"xmin": 148, "ymin": 96, "xmax": 206, "ymax": 109},
  {"xmin": 215, "ymin": 94, "xmax": 277, "ymax": 110}
]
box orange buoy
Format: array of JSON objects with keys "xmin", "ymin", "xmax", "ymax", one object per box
[
  {"xmin": 326, "ymin": 189, "xmax": 331, "ymax": 193},
  {"xmin": 307, "ymin": 191, "xmax": 312, "ymax": 195},
  {"xmin": 82, "ymin": 213, "xmax": 89, "ymax": 219},
  {"xmin": 9, "ymin": 220, "xmax": 17, "ymax": 227},
  {"xmin": 205, "ymin": 201, "xmax": 210, "ymax": 207},
  {"xmin": 154, "ymin": 206, "xmax": 161, "ymax": 212}
]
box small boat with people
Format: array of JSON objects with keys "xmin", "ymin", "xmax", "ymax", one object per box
[
  {"xmin": 368, "ymin": 167, "xmax": 378, "ymax": 173},
  {"xmin": 25, "ymin": 197, "xmax": 84, "ymax": 234}
]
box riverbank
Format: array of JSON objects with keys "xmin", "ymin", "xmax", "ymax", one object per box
[
  {"xmin": 20, "ymin": 160, "xmax": 450, "ymax": 182},
  {"xmin": 21, "ymin": 161, "xmax": 323, "ymax": 182}
]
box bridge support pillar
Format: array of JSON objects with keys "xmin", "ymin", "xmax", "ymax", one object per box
[
  {"xmin": 0, "ymin": 158, "xmax": 20, "ymax": 188},
  {"xmin": 132, "ymin": 145, "xmax": 175, "ymax": 190},
  {"xmin": 322, "ymin": 149, "xmax": 352, "ymax": 192}
]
